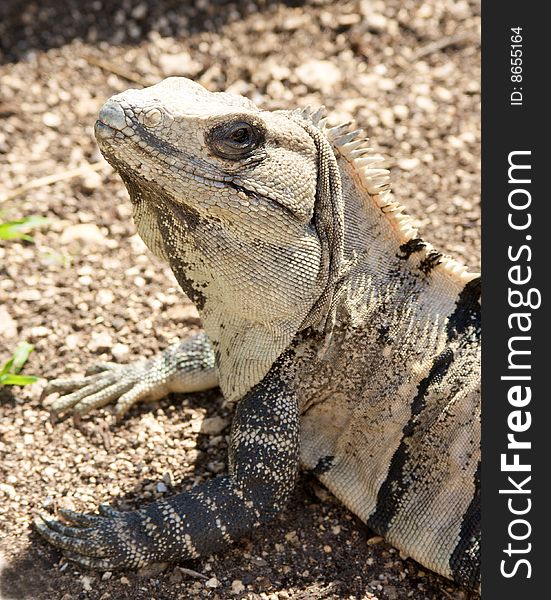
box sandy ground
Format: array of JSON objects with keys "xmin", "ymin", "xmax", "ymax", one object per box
[{"xmin": 0, "ymin": 1, "xmax": 480, "ymax": 598}]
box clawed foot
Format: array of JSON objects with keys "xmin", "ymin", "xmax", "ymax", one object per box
[
  {"xmin": 41, "ymin": 360, "xmax": 163, "ymax": 418},
  {"xmin": 33, "ymin": 504, "xmax": 155, "ymax": 570}
]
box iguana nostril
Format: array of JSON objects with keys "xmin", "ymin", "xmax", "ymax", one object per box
[{"xmin": 98, "ymin": 101, "xmax": 127, "ymax": 131}]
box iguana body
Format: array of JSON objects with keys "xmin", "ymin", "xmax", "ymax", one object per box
[{"xmin": 36, "ymin": 78, "xmax": 481, "ymax": 591}]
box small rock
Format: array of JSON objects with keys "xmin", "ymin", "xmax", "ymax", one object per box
[
  {"xmin": 398, "ymin": 157, "xmax": 421, "ymax": 171},
  {"xmin": 205, "ymin": 576, "xmax": 220, "ymax": 588},
  {"xmin": 42, "ymin": 495, "xmax": 54, "ymax": 508},
  {"xmin": 200, "ymin": 416, "xmax": 229, "ymax": 435},
  {"xmin": 0, "ymin": 483, "xmax": 16, "ymax": 499},
  {"xmin": 284, "ymin": 530, "xmax": 298, "ymax": 543},
  {"xmin": 295, "ymin": 60, "xmax": 342, "ymax": 93},
  {"xmin": 66, "ymin": 333, "xmax": 81, "ymax": 350},
  {"xmin": 367, "ymin": 535, "xmax": 384, "ymax": 546},
  {"xmin": 80, "ymin": 168, "xmax": 103, "ymax": 193},
  {"xmin": 131, "ymin": 2, "xmax": 148, "ymax": 19},
  {"xmin": 60, "ymin": 223, "xmax": 108, "ymax": 247},
  {"xmin": 81, "ymin": 575, "xmax": 93, "ymax": 591},
  {"xmin": 101, "ymin": 571, "xmax": 112, "ymax": 581},
  {"xmin": 29, "ymin": 325, "xmax": 51, "ymax": 338},
  {"xmin": 269, "ymin": 64, "xmax": 291, "ymax": 81},
  {"xmin": 159, "ymin": 52, "xmax": 202, "ymax": 78},
  {"xmin": 111, "ymin": 343, "xmax": 130, "ymax": 361},
  {"xmin": 96, "ymin": 289, "xmax": 114, "ymax": 306},
  {"xmin": 89, "ymin": 331, "xmax": 113, "ymax": 352},
  {"xmin": 231, "ymin": 579, "xmax": 245, "ymax": 594},
  {"xmin": 0, "ymin": 306, "xmax": 17, "ymax": 338},
  {"xmin": 393, "ymin": 104, "xmax": 410, "ymax": 120},
  {"xmin": 415, "ymin": 96, "xmax": 437, "ymax": 113},
  {"xmin": 78, "ymin": 275, "xmax": 93, "ymax": 286},
  {"xmin": 42, "ymin": 112, "xmax": 61, "ymax": 128},
  {"xmin": 120, "ymin": 576, "xmax": 130, "ymax": 585},
  {"xmin": 156, "ymin": 482, "xmax": 167, "ymax": 493},
  {"xmin": 18, "ymin": 289, "xmax": 42, "ymax": 302},
  {"xmin": 363, "ymin": 12, "xmax": 388, "ymax": 33}
]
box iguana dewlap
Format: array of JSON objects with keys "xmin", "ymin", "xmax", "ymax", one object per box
[{"xmin": 36, "ymin": 77, "xmax": 480, "ymax": 592}]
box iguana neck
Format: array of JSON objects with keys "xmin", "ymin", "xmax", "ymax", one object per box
[{"xmin": 324, "ymin": 150, "xmax": 479, "ymax": 340}]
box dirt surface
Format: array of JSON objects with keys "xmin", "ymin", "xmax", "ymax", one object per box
[{"xmin": 0, "ymin": 1, "xmax": 480, "ymax": 599}]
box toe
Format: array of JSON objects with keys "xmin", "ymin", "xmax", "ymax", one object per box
[
  {"xmin": 58, "ymin": 508, "xmax": 105, "ymax": 527},
  {"xmin": 34, "ymin": 517, "xmax": 108, "ymax": 558}
]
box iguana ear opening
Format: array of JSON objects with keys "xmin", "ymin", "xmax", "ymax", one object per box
[{"xmin": 295, "ymin": 119, "xmax": 345, "ymax": 334}]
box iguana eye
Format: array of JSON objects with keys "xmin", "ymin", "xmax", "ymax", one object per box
[
  {"xmin": 207, "ymin": 120, "xmax": 264, "ymax": 160},
  {"xmin": 139, "ymin": 109, "xmax": 163, "ymax": 128}
]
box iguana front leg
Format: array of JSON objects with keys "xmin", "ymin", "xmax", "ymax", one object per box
[
  {"xmin": 34, "ymin": 353, "xmax": 299, "ymax": 569},
  {"xmin": 42, "ymin": 332, "xmax": 218, "ymax": 417}
]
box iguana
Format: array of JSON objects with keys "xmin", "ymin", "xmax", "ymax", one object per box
[{"xmin": 35, "ymin": 77, "xmax": 481, "ymax": 592}]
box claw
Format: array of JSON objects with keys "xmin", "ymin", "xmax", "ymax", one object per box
[
  {"xmin": 59, "ymin": 508, "xmax": 105, "ymax": 527},
  {"xmin": 114, "ymin": 382, "xmax": 151, "ymax": 417},
  {"xmin": 62, "ymin": 549, "xmax": 118, "ymax": 570},
  {"xmin": 41, "ymin": 378, "xmax": 82, "ymax": 401},
  {"xmin": 72, "ymin": 380, "xmax": 133, "ymax": 416},
  {"xmin": 34, "ymin": 517, "xmax": 108, "ymax": 558},
  {"xmin": 37, "ymin": 513, "xmax": 92, "ymax": 538},
  {"xmin": 85, "ymin": 362, "xmax": 120, "ymax": 376},
  {"xmin": 98, "ymin": 504, "xmax": 121, "ymax": 518},
  {"xmin": 49, "ymin": 376, "xmax": 121, "ymax": 415}
]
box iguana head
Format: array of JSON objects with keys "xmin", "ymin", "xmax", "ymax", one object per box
[{"xmin": 95, "ymin": 77, "xmax": 344, "ymax": 400}]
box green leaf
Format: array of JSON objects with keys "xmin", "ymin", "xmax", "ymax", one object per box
[
  {"xmin": 0, "ymin": 373, "xmax": 39, "ymax": 386},
  {"xmin": 0, "ymin": 357, "xmax": 14, "ymax": 377},
  {"xmin": 11, "ymin": 342, "xmax": 35, "ymax": 373},
  {"xmin": 0, "ymin": 216, "xmax": 49, "ymax": 241},
  {"xmin": 0, "ymin": 342, "xmax": 35, "ymax": 378}
]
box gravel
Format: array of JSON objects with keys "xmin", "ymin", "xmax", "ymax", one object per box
[{"xmin": 0, "ymin": 1, "xmax": 479, "ymax": 599}]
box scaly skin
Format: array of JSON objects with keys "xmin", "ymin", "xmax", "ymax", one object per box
[{"xmin": 38, "ymin": 78, "xmax": 480, "ymax": 591}]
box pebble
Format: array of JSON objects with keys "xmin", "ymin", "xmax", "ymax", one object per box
[
  {"xmin": 60, "ymin": 223, "xmax": 108, "ymax": 247},
  {"xmin": 295, "ymin": 60, "xmax": 341, "ymax": 93},
  {"xmin": 393, "ymin": 104, "xmax": 410, "ymax": 120},
  {"xmin": 29, "ymin": 325, "xmax": 51, "ymax": 338},
  {"xmin": 80, "ymin": 168, "xmax": 103, "ymax": 193},
  {"xmin": 205, "ymin": 576, "xmax": 220, "ymax": 588},
  {"xmin": 0, "ymin": 306, "xmax": 17, "ymax": 338},
  {"xmin": 42, "ymin": 112, "xmax": 61, "ymax": 128},
  {"xmin": 156, "ymin": 481, "xmax": 167, "ymax": 493},
  {"xmin": 96, "ymin": 289, "xmax": 114, "ymax": 306},
  {"xmin": 415, "ymin": 96, "xmax": 437, "ymax": 113},
  {"xmin": 0, "ymin": 483, "xmax": 16, "ymax": 499},
  {"xmin": 65, "ymin": 334, "xmax": 81, "ymax": 351},
  {"xmin": 200, "ymin": 416, "xmax": 229, "ymax": 435},
  {"xmin": 367, "ymin": 536, "xmax": 384, "ymax": 546},
  {"xmin": 78, "ymin": 275, "xmax": 93, "ymax": 286},
  {"xmin": 18, "ymin": 289, "xmax": 42, "ymax": 302},
  {"xmin": 159, "ymin": 52, "xmax": 202, "ymax": 78},
  {"xmin": 111, "ymin": 343, "xmax": 130, "ymax": 360},
  {"xmin": 131, "ymin": 2, "xmax": 148, "ymax": 20},
  {"xmin": 231, "ymin": 579, "xmax": 246, "ymax": 594},
  {"xmin": 398, "ymin": 157, "xmax": 421, "ymax": 171},
  {"xmin": 363, "ymin": 12, "xmax": 388, "ymax": 33},
  {"xmin": 89, "ymin": 331, "xmax": 113, "ymax": 352},
  {"xmin": 81, "ymin": 576, "xmax": 93, "ymax": 592}
]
